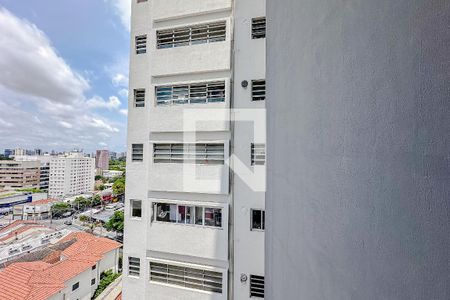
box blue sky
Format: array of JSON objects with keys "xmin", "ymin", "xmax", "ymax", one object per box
[{"xmin": 0, "ymin": 0, "xmax": 131, "ymax": 153}]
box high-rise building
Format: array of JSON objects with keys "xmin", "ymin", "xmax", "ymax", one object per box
[
  {"xmin": 0, "ymin": 160, "xmax": 40, "ymax": 190},
  {"xmin": 3, "ymin": 149, "xmax": 13, "ymax": 158},
  {"xmin": 123, "ymin": 1, "xmax": 266, "ymax": 299},
  {"xmin": 48, "ymin": 152, "xmax": 95, "ymax": 198},
  {"xmin": 14, "ymin": 148, "xmax": 25, "ymax": 156},
  {"xmin": 265, "ymin": 1, "xmax": 450, "ymax": 299},
  {"xmin": 95, "ymin": 149, "xmax": 110, "ymax": 170}
]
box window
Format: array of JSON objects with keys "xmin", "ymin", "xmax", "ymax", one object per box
[
  {"xmin": 72, "ymin": 282, "xmax": 79, "ymax": 291},
  {"xmin": 135, "ymin": 35, "xmax": 147, "ymax": 54},
  {"xmin": 153, "ymin": 143, "xmax": 225, "ymax": 164},
  {"xmin": 91, "ymin": 278, "xmax": 96, "ymax": 286},
  {"xmin": 252, "ymin": 17, "xmax": 266, "ymax": 39},
  {"xmin": 250, "ymin": 275, "xmax": 264, "ymax": 298},
  {"xmin": 137, "ymin": 0, "xmax": 147, "ymax": 2},
  {"xmin": 156, "ymin": 81, "xmax": 225, "ymax": 105},
  {"xmin": 150, "ymin": 261, "xmax": 223, "ymax": 293},
  {"xmin": 132, "ymin": 144, "xmax": 143, "ymax": 162},
  {"xmin": 251, "ymin": 143, "xmax": 266, "ymax": 165},
  {"xmin": 154, "ymin": 203, "xmax": 222, "ymax": 228},
  {"xmin": 92, "ymin": 265, "xmax": 96, "ymax": 270},
  {"xmin": 157, "ymin": 21, "xmax": 226, "ymax": 49},
  {"xmin": 134, "ymin": 89, "xmax": 145, "ymax": 107},
  {"xmin": 251, "ymin": 209, "xmax": 265, "ymax": 231},
  {"xmin": 251, "ymin": 80, "xmax": 266, "ymax": 101},
  {"xmin": 131, "ymin": 199, "xmax": 142, "ymax": 218},
  {"xmin": 129, "ymin": 257, "xmax": 140, "ymax": 277}
]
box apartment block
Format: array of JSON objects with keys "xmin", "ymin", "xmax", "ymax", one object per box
[
  {"xmin": 48, "ymin": 152, "xmax": 95, "ymax": 198},
  {"xmin": 0, "ymin": 160, "xmax": 40, "ymax": 190},
  {"xmin": 123, "ymin": 1, "xmax": 265, "ymax": 299},
  {"xmin": 96, "ymin": 149, "xmax": 110, "ymax": 170}
]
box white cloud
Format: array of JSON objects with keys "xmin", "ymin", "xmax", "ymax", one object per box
[
  {"xmin": 0, "ymin": 8, "xmax": 89, "ymax": 104},
  {"xmin": 0, "ymin": 117, "xmax": 13, "ymax": 128},
  {"xmin": 89, "ymin": 118, "xmax": 119, "ymax": 133},
  {"xmin": 118, "ymin": 88, "xmax": 129, "ymax": 98},
  {"xmin": 87, "ymin": 96, "xmax": 121, "ymax": 110},
  {"xmin": 0, "ymin": 8, "xmax": 126, "ymax": 152},
  {"xmin": 112, "ymin": 73, "xmax": 128, "ymax": 87},
  {"xmin": 59, "ymin": 121, "xmax": 73, "ymax": 129},
  {"xmin": 119, "ymin": 109, "xmax": 128, "ymax": 116},
  {"xmin": 105, "ymin": 0, "xmax": 131, "ymax": 31}
]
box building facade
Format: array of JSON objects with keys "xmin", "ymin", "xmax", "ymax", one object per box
[
  {"xmin": 48, "ymin": 152, "xmax": 95, "ymax": 198},
  {"xmin": 0, "ymin": 160, "xmax": 40, "ymax": 190},
  {"xmin": 96, "ymin": 150, "xmax": 110, "ymax": 170},
  {"xmin": 123, "ymin": 1, "xmax": 266, "ymax": 299},
  {"xmin": 266, "ymin": 0, "xmax": 450, "ymax": 299}
]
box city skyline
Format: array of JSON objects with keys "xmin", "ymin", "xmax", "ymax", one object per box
[{"xmin": 0, "ymin": 0, "xmax": 131, "ymax": 153}]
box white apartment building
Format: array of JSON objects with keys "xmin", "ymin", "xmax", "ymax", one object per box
[
  {"xmin": 123, "ymin": 1, "xmax": 266, "ymax": 299},
  {"xmin": 48, "ymin": 152, "xmax": 95, "ymax": 198}
]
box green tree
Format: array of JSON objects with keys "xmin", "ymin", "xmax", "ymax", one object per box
[
  {"xmin": 93, "ymin": 270, "xmax": 121, "ymax": 299},
  {"xmin": 112, "ymin": 177, "xmax": 125, "ymax": 195},
  {"xmin": 105, "ymin": 211, "xmax": 124, "ymax": 233},
  {"xmin": 79, "ymin": 214, "xmax": 89, "ymax": 224},
  {"xmin": 91, "ymin": 194, "xmax": 102, "ymax": 207},
  {"xmin": 95, "ymin": 175, "xmax": 103, "ymax": 181},
  {"xmin": 72, "ymin": 196, "xmax": 90, "ymax": 210},
  {"xmin": 51, "ymin": 202, "xmax": 71, "ymax": 218}
]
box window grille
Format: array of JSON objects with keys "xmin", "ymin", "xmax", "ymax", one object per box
[
  {"xmin": 251, "ymin": 143, "xmax": 266, "ymax": 165},
  {"xmin": 129, "ymin": 257, "xmax": 141, "ymax": 277},
  {"xmin": 153, "ymin": 143, "xmax": 225, "ymax": 164},
  {"xmin": 135, "ymin": 35, "xmax": 147, "ymax": 54},
  {"xmin": 252, "ymin": 17, "xmax": 266, "ymax": 39},
  {"xmin": 132, "ymin": 144, "xmax": 144, "ymax": 162},
  {"xmin": 134, "ymin": 89, "xmax": 145, "ymax": 107},
  {"xmin": 156, "ymin": 81, "xmax": 225, "ymax": 105},
  {"xmin": 250, "ymin": 275, "xmax": 265, "ymax": 298},
  {"xmin": 157, "ymin": 21, "xmax": 226, "ymax": 49},
  {"xmin": 150, "ymin": 261, "xmax": 223, "ymax": 293},
  {"xmin": 251, "ymin": 80, "xmax": 266, "ymax": 101}
]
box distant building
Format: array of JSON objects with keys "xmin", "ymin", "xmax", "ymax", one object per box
[
  {"xmin": 0, "ymin": 231, "xmax": 121, "ymax": 299},
  {"xmin": 3, "ymin": 149, "xmax": 13, "ymax": 158},
  {"xmin": 102, "ymin": 170, "xmax": 123, "ymax": 180},
  {"xmin": 109, "ymin": 151, "xmax": 117, "ymax": 160},
  {"xmin": 20, "ymin": 198, "xmax": 58, "ymax": 220},
  {"xmin": 95, "ymin": 150, "xmax": 109, "ymax": 170},
  {"xmin": 48, "ymin": 152, "xmax": 95, "ymax": 198},
  {"xmin": 15, "ymin": 155, "xmax": 53, "ymax": 192},
  {"xmin": 0, "ymin": 160, "xmax": 40, "ymax": 190},
  {"xmin": 13, "ymin": 148, "xmax": 25, "ymax": 156}
]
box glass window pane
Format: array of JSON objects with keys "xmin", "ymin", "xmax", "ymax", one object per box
[
  {"xmin": 131, "ymin": 200, "xmax": 142, "ymax": 218},
  {"xmin": 195, "ymin": 207, "xmax": 203, "ymax": 225},
  {"xmin": 252, "ymin": 210, "xmax": 262, "ymax": 230},
  {"xmin": 177, "ymin": 205, "xmax": 186, "ymax": 224}
]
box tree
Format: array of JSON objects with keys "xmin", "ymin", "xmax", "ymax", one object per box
[
  {"xmin": 51, "ymin": 202, "xmax": 71, "ymax": 218},
  {"xmin": 92, "ymin": 270, "xmax": 121, "ymax": 299},
  {"xmin": 105, "ymin": 211, "xmax": 124, "ymax": 233},
  {"xmin": 72, "ymin": 196, "xmax": 90, "ymax": 210},
  {"xmin": 79, "ymin": 214, "xmax": 89, "ymax": 224},
  {"xmin": 95, "ymin": 175, "xmax": 103, "ymax": 181},
  {"xmin": 112, "ymin": 177, "xmax": 125, "ymax": 196},
  {"xmin": 91, "ymin": 194, "xmax": 102, "ymax": 207}
]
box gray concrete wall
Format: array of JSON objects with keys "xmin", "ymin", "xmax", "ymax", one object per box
[{"xmin": 265, "ymin": 0, "xmax": 450, "ymax": 299}]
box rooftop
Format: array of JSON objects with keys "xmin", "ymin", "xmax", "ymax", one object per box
[{"xmin": 0, "ymin": 232, "xmax": 121, "ymax": 300}]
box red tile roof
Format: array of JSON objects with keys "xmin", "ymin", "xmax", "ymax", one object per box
[{"xmin": 0, "ymin": 232, "xmax": 121, "ymax": 299}]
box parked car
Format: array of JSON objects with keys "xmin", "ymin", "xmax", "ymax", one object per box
[{"xmin": 64, "ymin": 220, "xmax": 72, "ymax": 225}]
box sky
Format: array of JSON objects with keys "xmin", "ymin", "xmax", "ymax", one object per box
[{"xmin": 0, "ymin": 0, "xmax": 131, "ymax": 153}]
